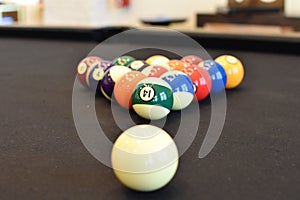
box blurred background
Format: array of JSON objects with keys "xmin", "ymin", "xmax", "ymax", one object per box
[{"xmin": 0, "ymin": 0, "xmax": 300, "ymax": 34}]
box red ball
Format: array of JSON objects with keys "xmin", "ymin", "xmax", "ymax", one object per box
[
  {"xmin": 181, "ymin": 65, "xmax": 212, "ymax": 101},
  {"xmin": 76, "ymin": 56, "xmax": 103, "ymax": 87}
]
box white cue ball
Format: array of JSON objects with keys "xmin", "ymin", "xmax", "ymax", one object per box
[{"xmin": 111, "ymin": 125, "xmax": 179, "ymax": 192}]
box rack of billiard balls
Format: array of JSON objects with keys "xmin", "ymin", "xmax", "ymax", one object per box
[{"xmin": 76, "ymin": 54, "xmax": 244, "ymax": 192}]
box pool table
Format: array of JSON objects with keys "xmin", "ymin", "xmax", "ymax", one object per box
[{"xmin": 0, "ymin": 26, "xmax": 299, "ymax": 200}]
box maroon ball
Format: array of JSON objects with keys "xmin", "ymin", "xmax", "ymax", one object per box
[{"xmin": 76, "ymin": 56, "xmax": 103, "ymax": 87}]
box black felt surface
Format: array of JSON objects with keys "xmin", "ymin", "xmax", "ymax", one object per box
[{"xmin": 0, "ymin": 37, "xmax": 299, "ymax": 200}]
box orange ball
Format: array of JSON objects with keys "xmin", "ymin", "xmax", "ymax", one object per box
[
  {"xmin": 215, "ymin": 55, "xmax": 244, "ymax": 89},
  {"xmin": 114, "ymin": 71, "xmax": 147, "ymax": 109},
  {"xmin": 167, "ymin": 60, "xmax": 188, "ymax": 71}
]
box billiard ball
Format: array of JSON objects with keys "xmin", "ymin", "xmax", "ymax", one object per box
[
  {"xmin": 113, "ymin": 56, "xmax": 135, "ymax": 66},
  {"xmin": 87, "ymin": 60, "xmax": 114, "ymax": 92},
  {"xmin": 100, "ymin": 65, "xmax": 132, "ymax": 100},
  {"xmin": 113, "ymin": 71, "xmax": 147, "ymax": 109},
  {"xmin": 76, "ymin": 56, "xmax": 103, "ymax": 87},
  {"xmin": 181, "ymin": 55, "xmax": 203, "ymax": 65},
  {"xmin": 141, "ymin": 65, "xmax": 170, "ymax": 77},
  {"xmin": 198, "ymin": 60, "xmax": 227, "ymax": 94},
  {"xmin": 111, "ymin": 124, "xmax": 179, "ymax": 192},
  {"xmin": 128, "ymin": 60, "xmax": 149, "ymax": 71},
  {"xmin": 181, "ymin": 65, "xmax": 212, "ymax": 101},
  {"xmin": 146, "ymin": 55, "xmax": 170, "ymax": 65},
  {"xmin": 215, "ymin": 55, "xmax": 244, "ymax": 89},
  {"xmin": 161, "ymin": 71, "xmax": 194, "ymax": 110},
  {"xmin": 132, "ymin": 77, "xmax": 173, "ymax": 120},
  {"xmin": 167, "ymin": 60, "xmax": 188, "ymax": 71}
]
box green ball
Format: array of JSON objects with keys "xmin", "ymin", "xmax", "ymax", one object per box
[
  {"xmin": 113, "ymin": 56, "xmax": 135, "ymax": 66},
  {"xmin": 132, "ymin": 77, "xmax": 173, "ymax": 120}
]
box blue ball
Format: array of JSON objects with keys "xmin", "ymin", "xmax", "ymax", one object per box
[
  {"xmin": 200, "ymin": 60, "xmax": 227, "ymax": 94},
  {"xmin": 161, "ymin": 71, "xmax": 194, "ymax": 110}
]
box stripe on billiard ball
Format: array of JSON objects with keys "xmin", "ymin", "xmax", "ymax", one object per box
[{"xmin": 132, "ymin": 77, "xmax": 173, "ymax": 120}]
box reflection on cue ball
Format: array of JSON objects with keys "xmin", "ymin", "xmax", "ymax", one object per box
[{"xmin": 111, "ymin": 124, "xmax": 179, "ymax": 192}]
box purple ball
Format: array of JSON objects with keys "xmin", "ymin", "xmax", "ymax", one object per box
[
  {"xmin": 87, "ymin": 60, "xmax": 114, "ymax": 93},
  {"xmin": 100, "ymin": 65, "xmax": 132, "ymax": 100}
]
